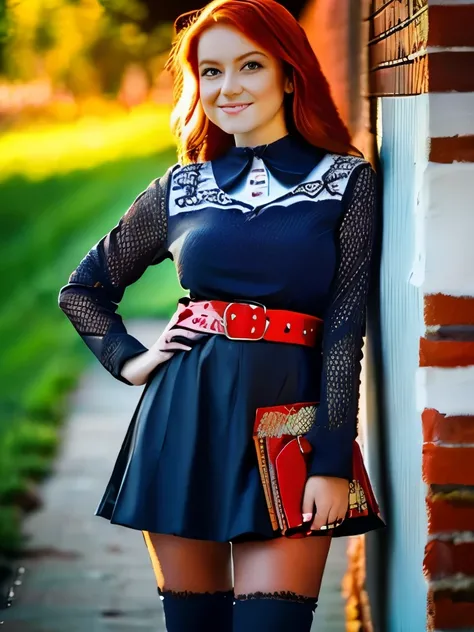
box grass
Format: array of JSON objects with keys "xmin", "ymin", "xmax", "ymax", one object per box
[
  {"xmin": 0, "ymin": 103, "xmax": 173, "ymax": 181},
  {"xmin": 0, "ymin": 117, "xmax": 184, "ymax": 554}
]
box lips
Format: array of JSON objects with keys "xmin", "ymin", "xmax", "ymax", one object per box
[{"xmin": 218, "ymin": 103, "xmax": 252, "ymax": 115}]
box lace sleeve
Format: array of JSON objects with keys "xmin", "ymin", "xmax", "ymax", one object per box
[
  {"xmin": 58, "ymin": 175, "xmax": 171, "ymax": 385},
  {"xmin": 305, "ymin": 163, "xmax": 377, "ymax": 479}
]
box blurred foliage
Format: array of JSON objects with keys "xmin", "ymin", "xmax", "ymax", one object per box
[
  {"xmin": 0, "ymin": 0, "xmax": 182, "ymax": 556},
  {"xmin": 0, "ymin": 0, "xmax": 8, "ymax": 73},
  {"xmin": 0, "ymin": 507, "xmax": 22, "ymax": 552},
  {"xmin": 1, "ymin": 0, "xmax": 173, "ymax": 102},
  {"xmin": 98, "ymin": 0, "xmax": 210, "ymax": 31},
  {"xmin": 99, "ymin": 0, "xmax": 149, "ymax": 24},
  {"xmin": 0, "ymin": 110, "xmax": 183, "ymax": 554}
]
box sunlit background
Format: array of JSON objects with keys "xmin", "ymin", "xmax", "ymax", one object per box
[
  {"xmin": 0, "ymin": 2, "xmax": 384, "ymax": 629},
  {"xmin": 0, "ymin": 0, "xmax": 184, "ymax": 555}
]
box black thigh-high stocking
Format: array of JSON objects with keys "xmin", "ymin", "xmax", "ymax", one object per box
[
  {"xmin": 232, "ymin": 534, "xmax": 332, "ymax": 632},
  {"xmin": 158, "ymin": 587, "xmax": 234, "ymax": 632},
  {"xmin": 233, "ymin": 591, "xmax": 318, "ymax": 632},
  {"xmin": 142, "ymin": 532, "xmax": 233, "ymax": 632}
]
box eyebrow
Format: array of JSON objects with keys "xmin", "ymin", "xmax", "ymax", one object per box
[{"xmin": 198, "ymin": 51, "xmax": 267, "ymax": 67}]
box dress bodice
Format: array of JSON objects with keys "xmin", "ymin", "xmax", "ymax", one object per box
[
  {"xmin": 58, "ymin": 133, "xmax": 378, "ymax": 480},
  {"xmin": 167, "ymin": 145, "xmax": 366, "ymax": 318}
]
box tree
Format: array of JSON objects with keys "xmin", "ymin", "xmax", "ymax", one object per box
[
  {"xmin": 0, "ymin": 0, "xmax": 9, "ymax": 73},
  {"xmin": 99, "ymin": 0, "xmax": 308, "ymax": 30}
]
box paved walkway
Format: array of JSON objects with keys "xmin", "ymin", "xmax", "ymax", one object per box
[{"xmin": 3, "ymin": 321, "xmax": 347, "ymax": 631}]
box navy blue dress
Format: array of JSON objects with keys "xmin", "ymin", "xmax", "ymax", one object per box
[{"xmin": 58, "ymin": 134, "xmax": 383, "ymax": 541}]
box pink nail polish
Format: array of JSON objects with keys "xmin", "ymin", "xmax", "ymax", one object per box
[{"xmin": 302, "ymin": 513, "xmax": 313, "ymax": 522}]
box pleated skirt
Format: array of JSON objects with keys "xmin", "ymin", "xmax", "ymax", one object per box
[{"xmin": 95, "ymin": 335, "xmax": 383, "ymax": 541}]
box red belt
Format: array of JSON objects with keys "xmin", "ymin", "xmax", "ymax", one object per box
[{"xmin": 173, "ymin": 299, "xmax": 323, "ymax": 348}]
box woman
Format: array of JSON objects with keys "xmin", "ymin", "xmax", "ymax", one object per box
[{"xmin": 58, "ymin": 0, "xmax": 384, "ymax": 629}]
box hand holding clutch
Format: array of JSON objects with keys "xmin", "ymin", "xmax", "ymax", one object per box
[
  {"xmin": 301, "ymin": 475, "xmax": 349, "ymax": 531},
  {"xmin": 252, "ymin": 401, "xmax": 383, "ymax": 538}
]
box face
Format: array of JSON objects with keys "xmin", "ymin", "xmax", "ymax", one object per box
[{"xmin": 197, "ymin": 24, "xmax": 293, "ymax": 147}]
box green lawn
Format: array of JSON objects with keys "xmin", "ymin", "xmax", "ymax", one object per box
[{"xmin": 0, "ymin": 147, "xmax": 183, "ymax": 553}]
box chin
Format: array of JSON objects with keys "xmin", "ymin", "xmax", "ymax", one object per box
[
  {"xmin": 220, "ymin": 123, "xmax": 256, "ymax": 136},
  {"xmin": 213, "ymin": 113, "xmax": 261, "ymax": 137}
]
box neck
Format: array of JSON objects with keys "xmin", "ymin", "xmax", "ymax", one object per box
[{"xmin": 233, "ymin": 117, "xmax": 289, "ymax": 148}]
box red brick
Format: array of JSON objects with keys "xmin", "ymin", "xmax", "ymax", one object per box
[
  {"xmin": 428, "ymin": 5, "xmax": 474, "ymax": 48},
  {"xmin": 428, "ymin": 597, "xmax": 474, "ymax": 629},
  {"xmin": 370, "ymin": 15, "xmax": 427, "ymax": 68},
  {"xmin": 424, "ymin": 294, "xmax": 474, "ymax": 327},
  {"xmin": 423, "ymin": 409, "xmax": 474, "ymax": 445},
  {"xmin": 372, "ymin": 2, "xmax": 411, "ymax": 39},
  {"xmin": 424, "ymin": 540, "xmax": 474, "ymax": 578},
  {"xmin": 430, "ymin": 136, "xmax": 474, "ymax": 164},
  {"xmin": 420, "ymin": 338, "xmax": 474, "ymax": 368},
  {"xmin": 429, "ymin": 52, "xmax": 474, "ymax": 92},
  {"xmin": 423, "ymin": 444, "xmax": 474, "ymax": 485},
  {"xmin": 427, "ymin": 496, "xmax": 474, "ymax": 534},
  {"xmin": 370, "ymin": 55, "xmax": 428, "ymax": 96}
]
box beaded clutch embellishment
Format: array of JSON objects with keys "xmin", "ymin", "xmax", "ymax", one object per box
[{"xmin": 253, "ymin": 401, "xmax": 383, "ymax": 537}]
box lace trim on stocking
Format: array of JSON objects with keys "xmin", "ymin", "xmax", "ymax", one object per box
[
  {"xmin": 234, "ymin": 590, "xmax": 318, "ymax": 607},
  {"xmin": 157, "ymin": 587, "xmax": 233, "ymax": 599}
]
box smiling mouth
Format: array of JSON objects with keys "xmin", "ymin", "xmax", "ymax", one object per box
[{"xmin": 218, "ymin": 104, "xmax": 252, "ymax": 114}]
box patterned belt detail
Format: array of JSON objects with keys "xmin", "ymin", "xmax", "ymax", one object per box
[{"xmin": 173, "ymin": 298, "xmax": 323, "ymax": 348}]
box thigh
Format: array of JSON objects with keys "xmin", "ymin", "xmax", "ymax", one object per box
[
  {"xmin": 232, "ymin": 535, "xmax": 332, "ymax": 598},
  {"xmin": 143, "ymin": 532, "xmax": 233, "ymax": 592}
]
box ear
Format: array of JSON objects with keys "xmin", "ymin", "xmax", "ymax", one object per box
[{"xmin": 284, "ymin": 78, "xmax": 294, "ymax": 94}]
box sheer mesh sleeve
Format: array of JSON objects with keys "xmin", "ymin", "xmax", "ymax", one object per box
[
  {"xmin": 305, "ymin": 163, "xmax": 377, "ymax": 479},
  {"xmin": 58, "ymin": 175, "xmax": 171, "ymax": 385}
]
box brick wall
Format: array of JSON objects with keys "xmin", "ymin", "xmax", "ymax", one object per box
[{"xmin": 369, "ymin": 0, "xmax": 474, "ymax": 629}]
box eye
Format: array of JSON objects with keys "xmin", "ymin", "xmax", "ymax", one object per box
[
  {"xmin": 201, "ymin": 67, "xmax": 221, "ymax": 77},
  {"xmin": 243, "ymin": 61, "xmax": 263, "ymax": 71}
]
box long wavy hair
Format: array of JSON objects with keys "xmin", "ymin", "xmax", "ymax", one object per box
[{"xmin": 165, "ymin": 0, "xmax": 360, "ymax": 164}]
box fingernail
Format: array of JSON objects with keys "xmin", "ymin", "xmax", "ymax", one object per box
[
  {"xmin": 302, "ymin": 513, "xmax": 313, "ymax": 522},
  {"xmin": 319, "ymin": 525, "xmax": 328, "ymax": 531}
]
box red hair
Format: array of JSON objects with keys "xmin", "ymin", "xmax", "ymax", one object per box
[{"xmin": 165, "ymin": 0, "xmax": 360, "ymax": 164}]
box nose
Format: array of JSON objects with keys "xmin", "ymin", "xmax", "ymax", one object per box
[{"xmin": 220, "ymin": 71, "xmax": 243, "ymax": 97}]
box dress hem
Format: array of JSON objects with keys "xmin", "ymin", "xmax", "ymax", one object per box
[{"xmin": 95, "ymin": 507, "xmax": 385, "ymax": 542}]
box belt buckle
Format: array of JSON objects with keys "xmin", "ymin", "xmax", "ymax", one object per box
[{"xmin": 223, "ymin": 301, "xmax": 268, "ymax": 341}]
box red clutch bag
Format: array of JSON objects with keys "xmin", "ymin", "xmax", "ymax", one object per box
[{"xmin": 253, "ymin": 401, "xmax": 383, "ymax": 538}]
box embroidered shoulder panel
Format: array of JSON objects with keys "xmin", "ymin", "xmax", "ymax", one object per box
[
  {"xmin": 169, "ymin": 154, "xmax": 366, "ymax": 216},
  {"xmin": 293, "ymin": 155, "xmax": 365, "ymax": 199},
  {"xmin": 170, "ymin": 163, "xmax": 235, "ymax": 214}
]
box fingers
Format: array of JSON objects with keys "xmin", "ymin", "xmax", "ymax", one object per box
[
  {"xmin": 317, "ymin": 507, "xmax": 342, "ymax": 532},
  {"xmin": 310, "ymin": 502, "xmax": 332, "ymax": 531},
  {"xmin": 158, "ymin": 328, "xmax": 208, "ymax": 353},
  {"xmin": 159, "ymin": 342, "xmax": 194, "ymax": 353},
  {"xmin": 301, "ymin": 485, "xmax": 315, "ymax": 524},
  {"xmin": 310, "ymin": 507, "xmax": 345, "ymax": 531},
  {"xmin": 165, "ymin": 329, "xmax": 207, "ymax": 346},
  {"xmin": 302, "ymin": 486, "xmax": 346, "ymax": 531},
  {"xmin": 168, "ymin": 327, "xmax": 207, "ymax": 340},
  {"xmin": 301, "ymin": 485, "xmax": 334, "ymax": 531},
  {"xmin": 150, "ymin": 325, "xmax": 207, "ymax": 369}
]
